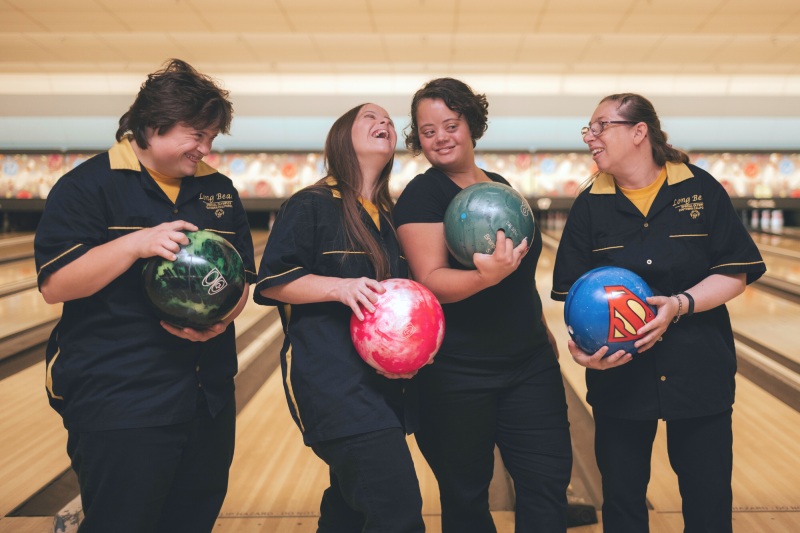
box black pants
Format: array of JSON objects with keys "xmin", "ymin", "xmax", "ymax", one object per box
[
  {"xmin": 67, "ymin": 393, "xmax": 236, "ymax": 533},
  {"xmin": 416, "ymin": 365, "xmax": 573, "ymax": 533},
  {"xmin": 594, "ymin": 409, "xmax": 733, "ymax": 533},
  {"xmin": 310, "ymin": 427, "xmax": 425, "ymax": 533}
]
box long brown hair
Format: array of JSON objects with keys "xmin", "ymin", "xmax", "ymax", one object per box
[
  {"xmin": 116, "ymin": 59, "xmax": 233, "ymax": 149},
  {"xmin": 307, "ymin": 104, "xmax": 397, "ymax": 281},
  {"xmin": 599, "ymin": 93, "xmax": 690, "ymax": 166}
]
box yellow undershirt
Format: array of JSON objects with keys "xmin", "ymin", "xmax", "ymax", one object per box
[
  {"xmin": 144, "ymin": 165, "xmax": 182, "ymax": 204},
  {"xmin": 618, "ymin": 167, "xmax": 667, "ymax": 217}
]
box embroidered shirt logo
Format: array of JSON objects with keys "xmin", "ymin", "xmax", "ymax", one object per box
[
  {"xmin": 199, "ymin": 193, "xmax": 233, "ymax": 218},
  {"xmin": 673, "ymin": 195, "xmax": 704, "ymax": 218},
  {"xmin": 202, "ymin": 268, "xmax": 228, "ymax": 295}
]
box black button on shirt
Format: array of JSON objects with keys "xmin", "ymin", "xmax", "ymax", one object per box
[
  {"xmin": 253, "ymin": 188, "xmax": 413, "ymax": 445},
  {"xmin": 35, "ymin": 150, "xmax": 256, "ymax": 432},
  {"xmin": 393, "ymin": 168, "xmax": 558, "ymax": 391},
  {"xmin": 551, "ymin": 163, "xmax": 766, "ymax": 420}
]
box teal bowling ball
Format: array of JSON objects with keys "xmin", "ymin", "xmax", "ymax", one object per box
[
  {"xmin": 142, "ymin": 230, "xmax": 245, "ymax": 329},
  {"xmin": 443, "ymin": 182, "xmax": 535, "ymax": 269}
]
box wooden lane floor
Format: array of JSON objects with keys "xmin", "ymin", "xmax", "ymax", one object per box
[
  {"xmin": 214, "ymin": 358, "xmax": 517, "ymax": 533},
  {"xmin": 751, "ymin": 232, "xmax": 800, "ymax": 258},
  {"xmin": 537, "ymin": 246, "xmax": 800, "ymax": 531},
  {"xmin": 726, "ymin": 285, "xmax": 800, "ymax": 366},
  {"xmin": 0, "ymin": 281, "xmax": 273, "ymax": 532}
]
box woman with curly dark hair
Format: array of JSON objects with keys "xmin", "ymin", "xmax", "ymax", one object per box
[{"xmin": 393, "ymin": 78, "xmax": 572, "ymax": 532}]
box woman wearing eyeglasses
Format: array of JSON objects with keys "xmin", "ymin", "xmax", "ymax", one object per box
[{"xmin": 551, "ymin": 93, "xmax": 765, "ymax": 532}]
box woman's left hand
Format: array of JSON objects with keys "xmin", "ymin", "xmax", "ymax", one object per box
[{"xmin": 634, "ymin": 296, "xmax": 679, "ymax": 353}]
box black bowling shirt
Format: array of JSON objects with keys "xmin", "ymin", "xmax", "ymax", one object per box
[
  {"xmin": 551, "ymin": 162, "xmax": 765, "ymax": 420},
  {"xmin": 34, "ymin": 139, "xmax": 256, "ymax": 432},
  {"xmin": 253, "ymin": 185, "xmax": 413, "ymax": 445}
]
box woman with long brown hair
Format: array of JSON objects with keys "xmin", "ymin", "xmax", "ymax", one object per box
[
  {"xmin": 253, "ymin": 104, "xmax": 425, "ymax": 532},
  {"xmin": 552, "ymin": 93, "xmax": 765, "ymax": 532}
]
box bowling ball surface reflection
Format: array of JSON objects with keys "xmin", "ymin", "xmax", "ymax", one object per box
[{"xmin": 142, "ymin": 230, "xmax": 245, "ymax": 330}]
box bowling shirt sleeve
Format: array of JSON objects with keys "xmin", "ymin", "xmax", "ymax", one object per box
[
  {"xmin": 229, "ymin": 192, "xmax": 257, "ymax": 284},
  {"xmin": 551, "ymin": 193, "xmax": 594, "ymax": 301},
  {"xmin": 703, "ymin": 175, "xmax": 766, "ymax": 284},
  {"xmin": 253, "ymin": 193, "xmax": 318, "ymax": 306},
  {"xmin": 34, "ymin": 169, "xmax": 107, "ymax": 290}
]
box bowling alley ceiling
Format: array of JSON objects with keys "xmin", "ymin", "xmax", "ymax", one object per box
[{"xmin": 0, "ymin": 0, "xmax": 799, "ymax": 75}]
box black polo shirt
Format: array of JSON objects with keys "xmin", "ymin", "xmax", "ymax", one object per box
[
  {"xmin": 35, "ymin": 138, "xmax": 256, "ymax": 432},
  {"xmin": 393, "ymin": 168, "xmax": 557, "ymax": 391},
  {"xmin": 253, "ymin": 185, "xmax": 413, "ymax": 445},
  {"xmin": 551, "ymin": 162, "xmax": 765, "ymax": 420}
]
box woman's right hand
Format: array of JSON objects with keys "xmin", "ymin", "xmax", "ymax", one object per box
[
  {"xmin": 335, "ymin": 277, "xmax": 385, "ymax": 320},
  {"xmin": 568, "ymin": 340, "xmax": 632, "ymax": 370},
  {"xmin": 129, "ymin": 220, "xmax": 198, "ymax": 261},
  {"xmin": 473, "ymin": 230, "xmax": 528, "ymax": 287}
]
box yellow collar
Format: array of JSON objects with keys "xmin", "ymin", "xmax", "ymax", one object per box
[
  {"xmin": 325, "ymin": 177, "xmax": 381, "ymax": 230},
  {"xmin": 108, "ymin": 137, "xmax": 217, "ymax": 177},
  {"xmin": 590, "ymin": 161, "xmax": 694, "ymax": 195}
]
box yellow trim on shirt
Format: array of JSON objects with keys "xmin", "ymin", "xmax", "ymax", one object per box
[
  {"xmin": 324, "ymin": 176, "xmax": 381, "ymax": 230},
  {"xmin": 144, "ymin": 165, "xmax": 182, "ymax": 203},
  {"xmin": 37, "ymin": 244, "xmax": 83, "ymax": 276},
  {"xmin": 590, "ymin": 161, "xmax": 694, "ymax": 195},
  {"xmin": 710, "ymin": 261, "xmax": 765, "ymax": 270},
  {"xmin": 284, "ymin": 345, "xmax": 305, "ymax": 432},
  {"xmin": 618, "ymin": 167, "xmax": 667, "ymax": 217},
  {"xmin": 108, "ymin": 136, "xmax": 217, "ymax": 177},
  {"xmin": 255, "ymin": 266, "xmax": 304, "ymax": 285},
  {"xmin": 592, "ymin": 245, "xmax": 624, "ymax": 252},
  {"xmin": 46, "ymin": 337, "xmax": 63, "ymax": 400}
]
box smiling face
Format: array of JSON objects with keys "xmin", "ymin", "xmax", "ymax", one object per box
[
  {"xmin": 350, "ymin": 104, "xmax": 396, "ymax": 165},
  {"xmin": 416, "ymin": 98, "xmax": 474, "ymax": 172},
  {"xmin": 145, "ymin": 123, "xmax": 219, "ymax": 177},
  {"xmin": 583, "ymin": 100, "xmax": 640, "ymax": 174}
]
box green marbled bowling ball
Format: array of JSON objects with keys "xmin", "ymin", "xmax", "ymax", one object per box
[
  {"xmin": 142, "ymin": 230, "xmax": 245, "ymax": 329},
  {"xmin": 443, "ymin": 182, "xmax": 535, "ymax": 269}
]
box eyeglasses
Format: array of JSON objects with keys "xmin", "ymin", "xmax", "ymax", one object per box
[{"xmin": 581, "ymin": 121, "xmax": 638, "ymax": 138}]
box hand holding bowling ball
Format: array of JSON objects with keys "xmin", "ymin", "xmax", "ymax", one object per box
[
  {"xmin": 472, "ymin": 229, "xmax": 529, "ymax": 288},
  {"xmin": 142, "ymin": 230, "xmax": 247, "ymax": 336},
  {"xmin": 129, "ymin": 220, "xmax": 198, "ymax": 261},
  {"xmin": 350, "ymin": 279, "xmax": 445, "ymax": 377},
  {"xmin": 564, "ymin": 267, "xmax": 658, "ymax": 368},
  {"xmin": 443, "ymin": 182, "xmax": 535, "ymax": 270}
]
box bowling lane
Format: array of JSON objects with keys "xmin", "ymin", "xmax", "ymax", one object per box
[
  {"xmin": 538, "ymin": 243, "xmax": 800, "ymax": 529},
  {"xmin": 751, "ymin": 232, "xmax": 800, "ymax": 257},
  {"xmin": 214, "ymin": 359, "xmax": 517, "ymax": 533},
  {"xmin": 0, "ymin": 281, "xmax": 273, "ymax": 525}
]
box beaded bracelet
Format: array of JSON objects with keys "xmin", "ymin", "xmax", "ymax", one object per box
[{"xmin": 671, "ymin": 294, "xmax": 683, "ymax": 323}]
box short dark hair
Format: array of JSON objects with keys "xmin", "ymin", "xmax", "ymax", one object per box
[
  {"xmin": 405, "ymin": 77, "xmax": 489, "ymax": 155},
  {"xmin": 116, "ymin": 59, "xmax": 233, "ymax": 149}
]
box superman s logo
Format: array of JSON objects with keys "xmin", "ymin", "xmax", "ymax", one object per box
[{"xmin": 605, "ymin": 286, "xmax": 656, "ymax": 343}]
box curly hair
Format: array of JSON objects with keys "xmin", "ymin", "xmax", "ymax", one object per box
[
  {"xmin": 116, "ymin": 59, "xmax": 233, "ymax": 149},
  {"xmin": 404, "ymin": 78, "xmax": 489, "ymax": 155}
]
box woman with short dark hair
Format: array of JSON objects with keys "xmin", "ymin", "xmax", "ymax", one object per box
[
  {"xmin": 552, "ymin": 93, "xmax": 765, "ymax": 532},
  {"xmin": 394, "ymin": 78, "xmax": 572, "ymax": 533},
  {"xmin": 254, "ymin": 103, "xmax": 425, "ymax": 532}
]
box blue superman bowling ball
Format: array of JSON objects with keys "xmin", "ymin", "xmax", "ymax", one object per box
[{"xmin": 564, "ymin": 267, "xmax": 657, "ymax": 355}]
